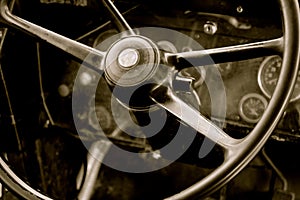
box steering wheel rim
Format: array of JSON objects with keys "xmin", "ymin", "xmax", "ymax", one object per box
[
  {"xmin": 168, "ymin": 0, "xmax": 300, "ymax": 198},
  {"xmin": 0, "ymin": 0, "xmax": 299, "ymax": 199}
]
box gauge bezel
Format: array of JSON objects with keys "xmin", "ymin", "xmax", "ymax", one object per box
[
  {"xmin": 258, "ymin": 55, "xmax": 300, "ymax": 102},
  {"xmin": 238, "ymin": 93, "xmax": 268, "ymax": 123}
]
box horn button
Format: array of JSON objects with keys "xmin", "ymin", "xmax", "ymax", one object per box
[
  {"xmin": 104, "ymin": 36, "xmax": 160, "ymax": 87},
  {"xmin": 117, "ymin": 48, "xmax": 140, "ymax": 69}
]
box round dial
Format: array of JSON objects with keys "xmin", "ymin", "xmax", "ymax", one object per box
[
  {"xmin": 239, "ymin": 93, "xmax": 268, "ymax": 123},
  {"xmin": 217, "ymin": 62, "xmax": 237, "ymax": 79},
  {"xmin": 258, "ymin": 55, "xmax": 300, "ymax": 102}
]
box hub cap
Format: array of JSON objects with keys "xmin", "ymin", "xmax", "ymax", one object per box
[
  {"xmin": 117, "ymin": 48, "xmax": 140, "ymax": 69},
  {"xmin": 104, "ymin": 36, "xmax": 160, "ymax": 87}
]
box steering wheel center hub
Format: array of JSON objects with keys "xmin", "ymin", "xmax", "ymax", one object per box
[
  {"xmin": 117, "ymin": 48, "xmax": 140, "ymax": 68},
  {"xmin": 104, "ymin": 36, "xmax": 160, "ymax": 87}
]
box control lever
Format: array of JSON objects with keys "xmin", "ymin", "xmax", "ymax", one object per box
[
  {"xmin": 77, "ymin": 127, "xmax": 123, "ymax": 200},
  {"xmin": 77, "ymin": 140, "xmax": 112, "ymax": 200}
]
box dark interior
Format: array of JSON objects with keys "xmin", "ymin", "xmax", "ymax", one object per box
[{"xmin": 0, "ymin": 0, "xmax": 299, "ymax": 199}]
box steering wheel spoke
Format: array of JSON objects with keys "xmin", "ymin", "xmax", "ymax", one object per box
[
  {"xmin": 163, "ymin": 37, "xmax": 283, "ymax": 70},
  {"xmin": 102, "ymin": 0, "xmax": 135, "ymax": 35},
  {"xmin": 150, "ymin": 85, "xmax": 240, "ymax": 150},
  {"xmin": 0, "ymin": 0, "xmax": 300, "ymax": 199},
  {"xmin": 0, "ymin": 0, "xmax": 105, "ymax": 71}
]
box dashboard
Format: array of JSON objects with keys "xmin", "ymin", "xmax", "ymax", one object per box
[
  {"xmin": 7, "ymin": 0, "xmax": 298, "ymax": 144},
  {"xmin": 0, "ymin": 1, "xmax": 298, "ymax": 158},
  {"xmin": 0, "ymin": 0, "xmax": 300, "ymax": 199}
]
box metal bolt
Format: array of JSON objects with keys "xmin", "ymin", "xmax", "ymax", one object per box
[
  {"xmin": 204, "ymin": 21, "xmax": 218, "ymax": 35},
  {"xmin": 237, "ymin": 6, "xmax": 243, "ymax": 13},
  {"xmin": 118, "ymin": 48, "xmax": 140, "ymax": 69}
]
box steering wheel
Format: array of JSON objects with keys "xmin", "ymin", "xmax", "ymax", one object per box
[{"xmin": 0, "ymin": 0, "xmax": 299, "ymax": 199}]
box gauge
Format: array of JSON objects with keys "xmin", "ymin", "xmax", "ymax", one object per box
[
  {"xmin": 93, "ymin": 29, "xmax": 119, "ymax": 49},
  {"xmin": 217, "ymin": 62, "xmax": 237, "ymax": 79},
  {"xmin": 88, "ymin": 105, "xmax": 112, "ymax": 131},
  {"xmin": 258, "ymin": 55, "xmax": 300, "ymax": 102},
  {"xmin": 157, "ymin": 40, "xmax": 178, "ymax": 53},
  {"xmin": 239, "ymin": 93, "xmax": 268, "ymax": 123}
]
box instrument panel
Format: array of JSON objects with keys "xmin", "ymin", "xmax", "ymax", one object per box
[
  {"xmin": 10, "ymin": 0, "xmax": 299, "ymax": 143},
  {"xmin": 64, "ymin": 31, "xmax": 300, "ymax": 144}
]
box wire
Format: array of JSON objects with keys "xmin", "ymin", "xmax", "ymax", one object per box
[
  {"xmin": 0, "ymin": 65, "xmax": 23, "ymax": 152},
  {"xmin": 36, "ymin": 42, "xmax": 55, "ymax": 126},
  {"xmin": 75, "ymin": 4, "xmax": 140, "ymax": 41},
  {"xmin": 0, "ymin": 0, "xmax": 23, "ymax": 153}
]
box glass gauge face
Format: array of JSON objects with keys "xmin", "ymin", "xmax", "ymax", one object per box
[
  {"xmin": 258, "ymin": 55, "xmax": 300, "ymax": 102},
  {"xmin": 239, "ymin": 93, "xmax": 268, "ymax": 123}
]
